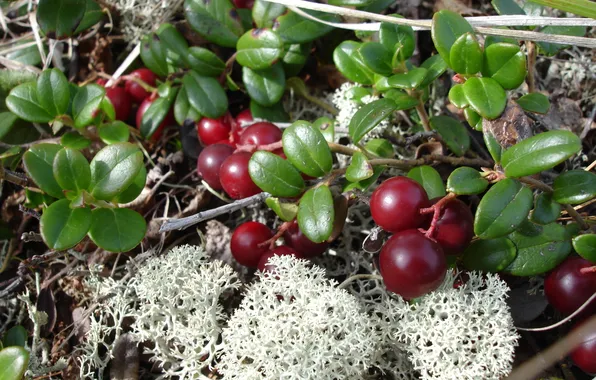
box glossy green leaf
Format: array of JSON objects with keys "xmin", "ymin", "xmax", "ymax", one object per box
[
  {"xmin": 492, "ymin": 0, "xmax": 525, "ymax": 15},
  {"xmin": 314, "ymin": 117, "xmax": 335, "ymax": 143},
  {"xmin": 282, "ymin": 43, "xmax": 311, "ymax": 77},
  {"xmin": 98, "ymin": 121, "xmax": 130, "ymax": 145},
  {"xmin": 114, "ymin": 165, "xmax": 147, "ymax": 204},
  {"xmin": 141, "ymin": 88, "xmax": 178, "ymax": 139},
  {"xmin": 552, "ymin": 169, "xmax": 596, "ymax": 205},
  {"xmin": 450, "ymin": 33, "xmax": 483, "ymax": 75},
  {"xmin": 344, "ymin": 165, "xmax": 386, "ymax": 192},
  {"xmin": 264, "ymin": 197, "xmax": 297, "ymax": 222},
  {"xmin": 89, "ymin": 143, "xmax": 143, "ymax": 201},
  {"xmin": 419, "ymin": 54, "xmax": 448, "ymax": 88},
  {"xmin": 37, "ymin": 0, "xmax": 85, "ymax": 39},
  {"xmin": 356, "ymin": 42, "xmax": 393, "ymax": 77},
  {"xmin": 248, "ymin": 151, "xmax": 304, "ymax": 197},
  {"xmin": 282, "ymin": 121, "xmax": 332, "ymax": 177},
  {"xmin": 482, "ymin": 43, "xmax": 526, "ymax": 90},
  {"xmin": 573, "ymin": 234, "xmax": 596, "ymax": 263},
  {"xmin": 184, "ymin": 0, "xmax": 244, "ymax": 48},
  {"xmin": 483, "ymin": 129, "xmax": 502, "ymax": 163},
  {"xmin": 140, "ymin": 34, "xmax": 170, "ymax": 77},
  {"xmin": 53, "ymin": 148, "xmax": 91, "ymax": 192},
  {"xmin": 297, "ymin": 185, "xmax": 334, "ymax": 243},
  {"xmin": 73, "ymin": 0, "xmax": 104, "ymax": 34},
  {"xmin": 252, "ymin": 0, "xmax": 285, "ymax": 28},
  {"xmin": 36, "ymin": 69, "xmax": 70, "ymax": 118},
  {"xmin": 40, "ymin": 199, "xmax": 91, "ymax": 250},
  {"xmin": 374, "ymin": 75, "xmax": 391, "ymax": 92},
  {"xmin": 250, "ymin": 100, "xmax": 289, "ymax": 122},
  {"xmin": 516, "ymin": 93, "xmax": 550, "ymax": 114},
  {"xmin": 60, "ymin": 132, "xmax": 91, "ymax": 150},
  {"xmin": 88, "ymin": 208, "xmax": 146, "ymax": 252},
  {"xmin": 183, "ymin": 71, "xmax": 228, "ymax": 118},
  {"xmin": 236, "ymin": 28, "xmax": 284, "ymax": 70},
  {"xmin": 23, "ymin": 144, "xmax": 64, "ymax": 199},
  {"xmin": 464, "ymin": 108, "xmax": 482, "ymax": 130},
  {"xmin": 531, "ymin": 193, "xmax": 561, "ymax": 225},
  {"xmin": 185, "ymin": 47, "xmax": 225, "ymax": 77},
  {"xmin": 242, "ymin": 64, "xmax": 285, "ymax": 106},
  {"xmin": 273, "ymin": 10, "xmax": 339, "ymax": 44},
  {"xmin": 431, "ymin": 10, "xmax": 474, "ymax": 67},
  {"xmin": 379, "ymin": 17, "xmax": 415, "ymax": 62},
  {"xmin": 485, "ymin": 35, "xmax": 519, "ymax": 48},
  {"xmin": 155, "ymin": 23, "xmax": 189, "ymax": 68},
  {"xmin": 462, "ymin": 237, "xmax": 517, "ymax": 272},
  {"xmin": 474, "ymin": 178, "xmax": 533, "ymax": 239},
  {"xmin": 463, "ymin": 77, "xmax": 506, "ymax": 120},
  {"xmin": 6, "ymin": 41, "xmax": 44, "ymax": 67},
  {"xmin": 333, "ymin": 41, "xmax": 375, "ymax": 85},
  {"xmin": 429, "ymin": 115, "xmax": 470, "ymax": 156},
  {"xmin": 501, "ymin": 130, "xmax": 581, "ymax": 178},
  {"xmin": 3, "ymin": 326, "xmax": 27, "ymax": 348},
  {"xmin": 382, "ymin": 89, "xmax": 419, "ymax": 110},
  {"xmin": 365, "ymin": 138, "xmax": 394, "ymax": 158},
  {"xmin": 173, "ymin": 86, "xmax": 201, "ymax": 126},
  {"xmin": 407, "ymin": 165, "xmax": 446, "ymax": 199},
  {"xmin": 388, "ymin": 68, "xmax": 427, "ymax": 90},
  {"xmin": 346, "ymin": 152, "xmax": 373, "ymax": 182},
  {"xmin": 446, "ymin": 167, "xmax": 488, "ymax": 195},
  {"xmin": 448, "ymin": 84, "xmax": 468, "ymax": 109},
  {"xmin": 72, "ymin": 84, "xmax": 106, "ymax": 128},
  {"xmin": 349, "ymin": 98, "xmax": 397, "ymax": 144},
  {"xmin": 6, "ymin": 82, "xmax": 53, "ymax": 123},
  {"xmin": 537, "ymin": 26, "xmax": 586, "ymax": 56},
  {"xmin": 0, "ymin": 346, "xmax": 29, "ymax": 380},
  {"xmin": 504, "ymin": 221, "xmax": 571, "ymax": 276}
]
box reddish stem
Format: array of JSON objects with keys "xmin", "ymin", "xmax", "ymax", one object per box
[
  {"xmin": 452, "ymin": 74, "xmax": 467, "ymax": 84},
  {"xmin": 580, "ymin": 265, "xmax": 596, "ymax": 274},
  {"xmin": 259, "ymin": 221, "xmax": 293, "ymax": 251},
  {"xmin": 419, "ymin": 193, "xmax": 456, "ymax": 239},
  {"xmin": 235, "ymin": 140, "xmax": 283, "ymax": 154}
]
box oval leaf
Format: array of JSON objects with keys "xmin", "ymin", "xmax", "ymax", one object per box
[
  {"xmin": 140, "ymin": 34, "xmax": 169, "ymax": 77},
  {"xmin": 98, "ymin": 121, "xmax": 131, "ymax": 145},
  {"xmin": 297, "ymin": 185, "xmax": 334, "ymax": 243},
  {"xmin": 173, "ymin": 86, "xmax": 201, "ymax": 126},
  {"xmin": 346, "ymin": 152, "xmax": 373, "ymax": 182},
  {"xmin": 446, "ymin": 167, "xmax": 488, "ymax": 195},
  {"xmin": 60, "ymin": 132, "xmax": 91, "ymax": 150},
  {"xmin": 482, "ymin": 43, "xmax": 526, "ymax": 90},
  {"xmin": 365, "ymin": 138, "xmax": 394, "ymax": 158},
  {"xmin": 314, "ymin": 117, "xmax": 335, "ymax": 143},
  {"xmin": 6, "ymin": 82, "xmax": 53, "ymax": 123},
  {"xmin": 552, "ymin": 169, "xmax": 596, "ymax": 205},
  {"xmin": 184, "ymin": 0, "xmax": 244, "ymax": 48},
  {"xmin": 450, "ymin": 33, "xmax": 483, "ymax": 75},
  {"xmin": 3, "ymin": 326, "xmax": 27, "ymax": 348},
  {"xmin": 387, "ymin": 67, "xmax": 427, "ymax": 90},
  {"xmin": 72, "ymin": 84, "xmax": 106, "ymax": 129},
  {"xmin": 114, "ymin": 165, "xmax": 147, "ymax": 204},
  {"xmin": 141, "ymin": 88, "xmax": 177, "ymax": 139},
  {"xmin": 186, "ymin": 46, "xmax": 226, "ymax": 77},
  {"xmin": 419, "ymin": 54, "xmax": 448, "ymax": 88},
  {"xmin": 273, "ymin": 9, "xmax": 339, "ymax": 44},
  {"xmin": 183, "ymin": 71, "xmax": 228, "ymax": 119},
  {"xmin": 516, "ymin": 93, "xmax": 550, "ymax": 114},
  {"xmin": 242, "ymin": 64, "xmax": 285, "ymax": 107},
  {"xmin": 462, "ymin": 237, "xmax": 517, "ymax": 272},
  {"xmin": 236, "ymin": 28, "xmax": 284, "ymax": 70},
  {"xmin": 23, "ymin": 143, "xmax": 64, "ymax": 199},
  {"xmin": 357, "ymin": 42, "xmax": 393, "ymax": 77},
  {"xmin": 429, "ymin": 115, "xmax": 470, "ymax": 156},
  {"xmin": 88, "ymin": 208, "xmax": 146, "ymax": 252},
  {"xmin": 53, "ymin": 147, "xmax": 91, "ymax": 192},
  {"xmin": 379, "ymin": 17, "xmax": 415, "ymax": 62},
  {"xmin": 252, "ymin": 0, "xmax": 286, "ymax": 29},
  {"xmin": 463, "ymin": 77, "xmax": 506, "ymax": 120},
  {"xmin": 37, "ymin": 0, "xmax": 85, "ymax": 39},
  {"xmin": 156, "ymin": 23, "xmax": 189, "ymax": 68},
  {"xmin": 448, "ymin": 84, "xmax": 468, "ymax": 109},
  {"xmin": 407, "ymin": 165, "xmax": 446, "ymax": 199},
  {"xmin": 248, "ymin": 151, "xmax": 304, "ymax": 197},
  {"xmin": 531, "ymin": 193, "xmax": 561, "ymax": 225},
  {"xmin": 431, "ymin": 10, "xmax": 474, "ymax": 68},
  {"xmin": 572, "ymin": 234, "xmax": 596, "ymax": 263},
  {"xmin": 282, "ymin": 121, "xmax": 333, "ymax": 177},
  {"xmin": 89, "ymin": 143, "xmax": 143, "ymax": 201},
  {"xmin": 40, "ymin": 199, "xmax": 91, "ymax": 250},
  {"xmin": 483, "ymin": 129, "xmax": 502, "ymax": 163},
  {"xmin": 333, "ymin": 41, "xmax": 374, "ymax": 85},
  {"xmin": 349, "ymin": 98, "xmax": 397, "ymax": 144},
  {"xmin": 265, "ymin": 197, "xmax": 298, "ymax": 222},
  {"xmin": 36, "ymin": 68, "xmax": 70, "ymax": 118},
  {"xmin": 0, "ymin": 346, "xmax": 29, "ymax": 380}
]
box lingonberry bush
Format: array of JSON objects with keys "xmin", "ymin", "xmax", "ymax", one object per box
[{"xmin": 0, "ymin": 0, "xmax": 595, "ymax": 378}]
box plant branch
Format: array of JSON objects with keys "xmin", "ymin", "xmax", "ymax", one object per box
[
  {"xmin": 368, "ymin": 155, "xmax": 492, "ymax": 169},
  {"xmin": 517, "ymin": 292, "xmax": 596, "ymax": 332},
  {"xmin": 415, "ymin": 102, "xmax": 432, "ymax": 132},
  {"xmin": 0, "ymin": 167, "xmax": 30, "ymax": 187},
  {"xmin": 526, "ymin": 41, "xmax": 537, "ymax": 93},
  {"xmin": 328, "ymin": 142, "xmax": 360, "ymax": 156},
  {"xmin": 338, "ymin": 274, "xmax": 383, "ymax": 290}
]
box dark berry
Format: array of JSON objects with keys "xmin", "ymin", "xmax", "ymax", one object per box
[
  {"xmin": 433, "ymin": 198, "xmax": 474, "ymax": 255},
  {"xmin": 219, "ymin": 152, "xmax": 262, "ymax": 199},
  {"xmin": 570, "ymin": 320, "xmax": 596, "ymax": 373},
  {"xmin": 232, "ymin": 0, "xmax": 254, "ymax": 8},
  {"xmin": 136, "ymin": 97, "xmax": 174, "ymax": 142},
  {"xmin": 283, "ymin": 221, "xmax": 328, "ymax": 257},
  {"xmin": 125, "ymin": 68, "xmax": 157, "ymax": 102},
  {"xmin": 236, "ymin": 109, "xmax": 253, "ymax": 126},
  {"xmin": 197, "ymin": 115, "xmax": 232, "ymax": 146},
  {"xmin": 379, "ymin": 229, "xmax": 446, "ymax": 299},
  {"xmin": 106, "ymin": 87, "xmax": 132, "ymax": 121},
  {"xmin": 230, "ymin": 222, "xmax": 273, "ymax": 268},
  {"xmin": 238, "ymin": 121, "xmax": 282, "ymax": 147},
  {"xmin": 370, "ymin": 176, "xmax": 430, "ymax": 233},
  {"xmin": 258, "ymin": 245, "xmax": 302, "ymax": 273},
  {"xmin": 544, "ymin": 257, "xmax": 596, "ymax": 316},
  {"xmin": 197, "ymin": 144, "xmax": 235, "ymax": 190}
]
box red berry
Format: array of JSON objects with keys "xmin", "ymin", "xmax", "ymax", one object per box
[
  {"xmin": 236, "ymin": 109, "xmax": 253, "ymax": 126},
  {"xmin": 197, "ymin": 115, "xmax": 232, "ymax": 146},
  {"xmin": 283, "ymin": 221, "xmax": 328, "ymax": 257},
  {"xmin": 379, "ymin": 229, "xmax": 446, "ymax": 299},
  {"xmin": 370, "ymin": 176, "xmax": 430, "ymax": 233},
  {"xmin": 544, "ymin": 257, "xmax": 596, "ymax": 316},
  {"xmin": 197, "ymin": 144, "xmax": 235, "ymax": 190},
  {"xmin": 570, "ymin": 320, "xmax": 596, "ymax": 373},
  {"xmin": 232, "ymin": 0, "xmax": 254, "ymax": 8},
  {"xmin": 238, "ymin": 121, "xmax": 282, "ymax": 147},
  {"xmin": 136, "ymin": 97, "xmax": 174, "ymax": 142},
  {"xmin": 105, "ymin": 87, "xmax": 132, "ymax": 121},
  {"xmin": 231, "ymin": 222, "xmax": 273, "ymax": 268},
  {"xmin": 433, "ymin": 199, "xmax": 474, "ymax": 255},
  {"xmin": 258, "ymin": 245, "xmax": 302, "ymax": 273},
  {"xmin": 219, "ymin": 152, "xmax": 262, "ymax": 199},
  {"xmin": 125, "ymin": 68, "xmax": 157, "ymax": 102},
  {"xmin": 96, "ymin": 78, "xmax": 108, "ymax": 86}
]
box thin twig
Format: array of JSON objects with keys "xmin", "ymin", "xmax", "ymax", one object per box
[
  {"xmin": 338, "ymin": 274, "xmax": 383, "ymax": 289},
  {"xmin": 526, "ymin": 42, "xmax": 537, "ymax": 93},
  {"xmin": 517, "ymin": 292, "xmax": 596, "ymax": 332},
  {"xmin": 328, "ymin": 142, "xmax": 360, "ymax": 156},
  {"xmin": 106, "ymin": 43, "xmax": 140, "ymax": 87},
  {"xmin": 369, "ymin": 154, "xmax": 492, "ymax": 168}
]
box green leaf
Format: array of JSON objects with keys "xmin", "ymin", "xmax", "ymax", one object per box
[
  {"xmin": 242, "ymin": 64, "xmax": 285, "ymax": 106},
  {"xmin": 282, "ymin": 43, "xmax": 311, "ymax": 77},
  {"xmin": 382, "ymin": 89, "xmax": 419, "ymax": 110},
  {"xmin": 431, "ymin": 10, "xmax": 474, "ymax": 68},
  {"xmin": 252, "ymin": 0, "xmax": 285, "ymax": 28},
  {"xmin": 483, "ymin": 129, "xmax": 502, "ymax": 163},
  {"xmin": 273, "ymin": 9, "xmax": 339, "ymax": 44},
  {"xmin": 72, "ymin": 84, "xmax": 106, "ymax": 128},
  {"xmin": 333, "ymin": 41, "xmax": 375, "ymax": 85},
  {"xmin": 0, "ymin": 346, "xmax": 29, "ymax": 380},
  {"xmin": 37, "ymin": 0, "xmax": 85, "ymax": 39},
  {"xmin": 53, "ymin": 148, "xmax": 91, "ymax": 192},
  {"xmin": 184, "ymin": 0, "xmax": 244, "ymax": 48},
  {"xmin": 236, "ymin": 28, "xmax": 284, "ymax": 70},
  {"xmin": 462, "ymin": 237, "xmax": 517, "ymax": 272},
  {"xmin": 250, "ymin": 99, "xmax": 289, "ymax": 122},
  {"xmin": 407, "ymin": 165, "xmax": 446, "ymax": 199},
  {"xmin": 531, "ymin": 193, "xmax": 561, "ymax": 225},
  {"xmin": 516, "ymin": 93, "xmax": 550, "ymax": 114},
  {"xmin": 140, "ymin": 34, "xmax": 170, "ymax": 77},
  {"xmin": 450, "ymin": 33, "xmax": 483, "ymax": 75},
  {"xmin": 282, "ymin": 121, "xmax": 333, "ymax": 177},
  {"xmin": 73, "ymin": 0, "xmax": 104, "ymax": 34},
  {"xmin": 183, "ymin": 71, "xmax": 228, "ymax": 118},
  {"xmin": 552, "ymin": 169, "xmax": 596, "ymax": 205},
  {"xmin": 6, "ymin": 82, "xmax": 53, "ymax": 123},
  {"xmin": 155, "ymin": 23, "xmax": 189, "ymax": 68},
  {"xmin": 6, "ymin": 41, "xmax": 44, "ymax": 67},
  {"xmin": 3, "ymin": 326, "xmax": 27, "ymax": 348},
  {"xmin": 501, "ymin": 130, "xmax": 582, "ymax": 178},
  {"xmin": 474, "ymin": 178, "xmax": 533, "ymax": 239},
  {"xmin": 40, "ymin": 199, "xmax": 91, "ymax": 250},
  {"xmin": 248, "ymin": 151, "xmax": 304, "ymax": 197},
  {"xmin": 365, "ymin": 138, "xmax": 394, "ymax": 158},
  {"xmin": 387, "ymin": 68, "xmax": 428, "ymax": 90},
  {"xmin": 573, "ymin": 234, "xmax": 596, "ymax": 263},
  {"xmin": 482, "ymin": 43, "xmax": 526, "ymax": 90},
  {"xmin": 492, "ymin": 0, "xmax": 525, "ymax": 15},
  {"xmin": 297, "ymin": 185, "xmax": 334, "ymax": 243},
  {"xmin": 98, "ymin": 121, "xmax": 130, "ymax": 145},
  {"xmin": 485, "ymin": 35, "xmax": 519, "ymax": 48},
  {"xmin": 503, "ymin": 222, "xmax": 571, "ymax": 276},
  {"xmin": 36, "ymin": 69, "xmax": 70, "ymax": 118},
  {"xmin": 23, "ymin": 144, "xmax": 64, "ymax": 199},
  {"xmin": 346, "ymin": 152, "xmax": 373, "ymax": 182},
  {"xmin": 344, "ymin": 165, "xmax": 385, "ymax": 192},
  {"xmin": 349, "ymin": 98, "xmax": 397, "ymax": 144},
  {"xmin": 429, "ymin": 115, "xmax": 470, "ymax": 156},
  {"xmin": 60, "ymin": 132, "xmax": 91, "ymax": 150},
  {"xmin": 141, "ymin": 88, "xmax": 178, "ymax": 139},
  {"xmin": 379, "ymin": 17, "xmax": 415, "ymax": 62},
  {"xmin": 265, "ymin": 197, "xmax": 298, "ymax": 222},
  {"xmin": 89, "ymin": 143, "xmax": 143, "ymax": 201},
  {"xmin": 173, "ymin": 86, "xmax": 201, "ymax": 126},
  {"xmin": 464, "ymin": 108, "xmax": 481, "ymax": 129},
  {"xmin": 448, "ymin": 84, "xmax": 468, "ymax": 109},
  {"xmin": 88, "ymin": 208, "xmax": 146, "ymax": 252},
  {"xmin": 314, "ymin": 117, "xmax": 335, "ymax": 143},
  {"xmin": 537, "ymin": 26, "xmax": 586, "ymax": 56},
  {"xmin": 446, "ymin": 167, "xmax": 488, "ymax": 195},
  {"xmin": 463, "ymin": 77, "xmax": 506, "ymax": 120},
  {"xmin": 356, "ymin": 42, "xmax": 393, "ymax": 77},
  {"xmin": 419, "ymin": 54, "xmax": 448, "ymax": 88},
  {"xmin": 114, "ymin": 165, "xmax": 147, "ymax": 204},
  {"xmin": 186, "ymin": 47, "xmax": 226, "ymax": 77}
]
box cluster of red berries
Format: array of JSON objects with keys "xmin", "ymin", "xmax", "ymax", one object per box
[{"xmin": 371, "ymin": 176, "xmax": 474, "ymax": 299}]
